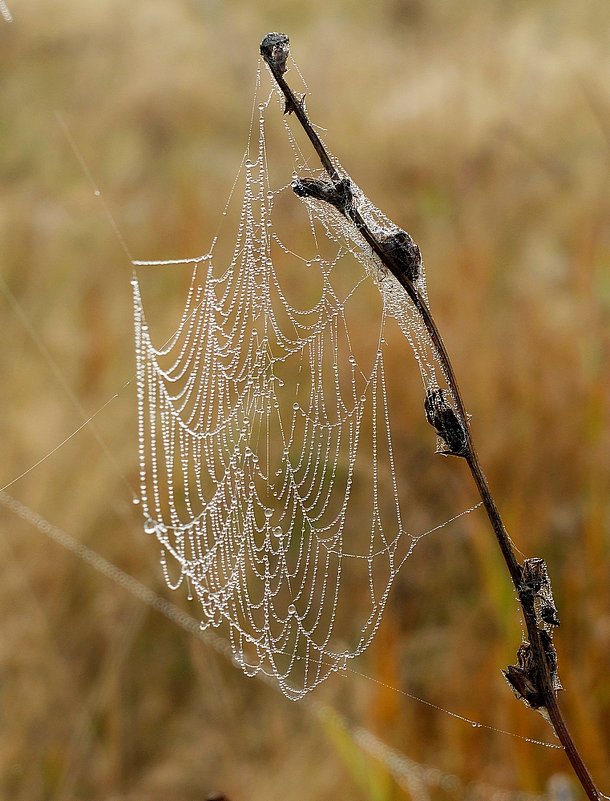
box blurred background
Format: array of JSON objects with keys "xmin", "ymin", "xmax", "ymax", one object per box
[{"xmin": 1, "ymin": 0, "xmax": 609, "ymax": 799}]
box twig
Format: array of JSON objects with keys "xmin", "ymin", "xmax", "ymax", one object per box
[{"xmin": 260, "ymin": 32, "xmax": 602, "ymax": 801}]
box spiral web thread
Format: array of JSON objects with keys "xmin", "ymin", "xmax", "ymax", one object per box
[{"xmin": 132, "ymin": 62, "xmax": 476, "ymax": 700}]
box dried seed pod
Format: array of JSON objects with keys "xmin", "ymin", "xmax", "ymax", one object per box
[
  {"xmin": 503, "ymin": 641, "xmax": 544, "ymax": 709},
  {"xmin": 503, "ymin": 631, "xmax": 562, "ymax": 711},
  {"xmin": 260, "ymin": 32, "xmax": 290, "ymax": 75},
  {"xmin": 424, "ymin": 388, "xmax": 469, "ymax": 457},
  {"xmin": 520, "ymin": 557, "xmax": 560, "ymax": 629},
  {"xmin": 377, "ymin": 228, "xmax": 421, "ymax": 284},
  {"xmin": 292, "ymin": 176, "xmax": 353, "ymax": 215}
]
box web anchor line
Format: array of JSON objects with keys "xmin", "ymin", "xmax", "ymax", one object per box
[{"xmin": 260, "ymin": 31, "xmax": 601, "ymax": 801}]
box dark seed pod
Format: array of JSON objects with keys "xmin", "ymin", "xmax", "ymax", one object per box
[
  {"xmin": 424, "ymin": 388, "xmax": 469, "ymax": 457},
  {"xmin": 503, "ymin": 641, "xmax": 544, "ymax": 709},
  {"xmin": 292, "ymin": 177, "xmax": 353, "ymax": 215},
  {"xmin": 260, "ymin": 33, "xmax": 290, "ymax": 75},
  {"xmin": 520, "ymin": 558, "xmax": 560, "ymax": 629},
  {"xmin": 503, "ymin": 631, "xmax": 562, "ymax": 710},
  {"xmin": 377, "ymin": 228, "xmax": 422, "ymax": 284}
]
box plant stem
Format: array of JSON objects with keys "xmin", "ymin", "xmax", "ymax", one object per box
[{"xmin": 261, "ymin": 32, "xmax": 602, "ymax": 801}]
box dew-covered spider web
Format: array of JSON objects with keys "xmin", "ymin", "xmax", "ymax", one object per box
[{"xmin": 132, "ymin": 60, "xmax": 479, "ymax": 700}]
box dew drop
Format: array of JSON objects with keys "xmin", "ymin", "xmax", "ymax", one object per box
[
  {"xmin": 93, "ymin": 189, "xmax": 101, "ymax": 197},
  {"xmin": 272, "ymin": 526, "xmax": 282, "ymax": 537},
  {"xmin": 293, "ymin": 402, "xmax": 299, "ymax": 411},
  {"xmin": 143, "ymin": 518, "xmax": 156, "ymax": 535},
  {"xmin": 132, "ymin": 497, "xmax": 140, "ymax": 505},
  {"xmin": 288, "ymin": 603, "xmax": 297, "ymax": 616}
]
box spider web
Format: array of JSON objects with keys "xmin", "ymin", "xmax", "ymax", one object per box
[{"xmin": 132, "ymin": 62, "xmax": 476, "ymax": 699}]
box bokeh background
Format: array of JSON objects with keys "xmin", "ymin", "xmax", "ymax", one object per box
[{"xmin": 1, "ymin": 1, "xmax": 609, "ymax": 799}]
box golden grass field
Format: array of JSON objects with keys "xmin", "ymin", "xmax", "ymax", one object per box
[{"xmin": 1, "ymin": 1, "xmax": 609, "ymax": 799}]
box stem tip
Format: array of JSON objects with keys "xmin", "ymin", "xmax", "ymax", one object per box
[{"xmin": 260, "ymin": 32, "xmax": 290, "ymax": 74}]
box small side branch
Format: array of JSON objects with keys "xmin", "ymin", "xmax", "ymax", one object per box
[{"xmin": 260, "ymin": 32, "xmax": 602, "ymax": 801}]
